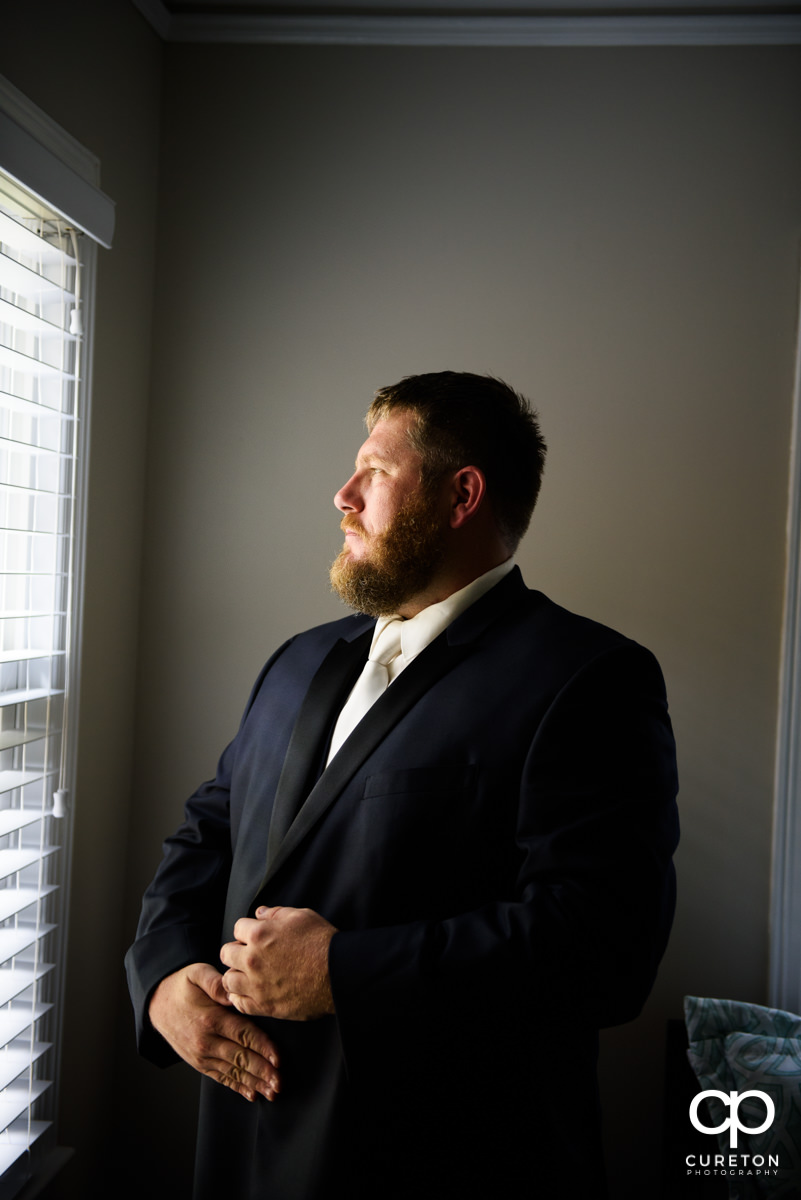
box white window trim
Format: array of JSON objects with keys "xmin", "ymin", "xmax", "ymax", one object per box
[
  {"xmin": 770, "ymin": 263, "xmax": 801, "ymax": 1016},
  {"xmin": 0, "ymin": 78, "xmax": 114, "ymax": 249}
]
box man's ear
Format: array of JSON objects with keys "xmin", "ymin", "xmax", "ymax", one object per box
[{"xmin": 448, "ymin": 466, "xmax": 487, "ymax": 530}]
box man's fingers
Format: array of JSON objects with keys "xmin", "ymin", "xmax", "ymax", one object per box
[
  {"xmin": 190, "ymin": 1019, "xmax": 281, "ymax": 1100},
  {"xmin": 219, "ymin": 940, "xmax": 247, "ymax": 972},
  {"xmin": 190, "ymin": 961, "xmax": 233, "ymax": 1006},
  {"xmin": 202, "ymin": 1020, "xmax": 281, "ymax": 1101},
  {"xmin": 202, "ymin": 1046, "xmax": 280, "ymax": 1103},
  {"xmin": 221, "ymin": 966, "xmax": 248, "ymax": 998},
  {"xmin": 226, "ymin": 992, "xmax": 266, "ymax": 1018},
  {"xmin": 207, "ymin": 1063, "xmax": 275, "ymax": 1103},
  {"xmin": 231, "ymin": 916, "xmax": 263, "ymax": 946},
  {"xmin": 217, "ymin": 1008, "xmax": 280, "ymax": 1068},
  {"xmin": 222, "ymin": 974, "xmax": 277, "ymax": 1018},
  {"xmin": 148, "ymin": 964, "xmax": 281, "ymax": 1100}
]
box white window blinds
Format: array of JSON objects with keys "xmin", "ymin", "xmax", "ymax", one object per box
[{"xmin": 0, "ymin": 169, "xmax": 82, "ymax": 1197}]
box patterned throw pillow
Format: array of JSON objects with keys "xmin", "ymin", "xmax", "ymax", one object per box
[{"xmin": 684, "ymin": 996, "xmax": 801, "ymax": 1200}]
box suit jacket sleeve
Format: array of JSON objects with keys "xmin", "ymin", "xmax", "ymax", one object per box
[
  {"xmin": 328, "ymin": 640, "xmax": 679, "ymax": 1042},
  {"xmin": 124, "ymin": 637, "xmax": 296, "ymax": 1066}
]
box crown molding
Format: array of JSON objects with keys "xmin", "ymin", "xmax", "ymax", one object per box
[{"xmin": 129, "ymin": 2, "xmax": 801, "ymax": 45}]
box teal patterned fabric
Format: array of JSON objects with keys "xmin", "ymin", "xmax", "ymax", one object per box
[{"xmin": 684, "ymin": 996, "xmax": 801, "ymax": 1200}]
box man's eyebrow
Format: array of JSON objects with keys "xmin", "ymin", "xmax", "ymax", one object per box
[{"xmin": 356, "ymin": 450, "xmax": 395, "ymax": 469}]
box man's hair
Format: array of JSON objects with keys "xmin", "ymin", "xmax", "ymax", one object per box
[{"xmin": 367, "ymin": 371, "xmax": 547, "ymax": 549}]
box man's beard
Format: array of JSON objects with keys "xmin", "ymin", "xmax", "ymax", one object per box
[{"xmin": 330, "ymin": 492, "xmax": 447, "ymax": 617}]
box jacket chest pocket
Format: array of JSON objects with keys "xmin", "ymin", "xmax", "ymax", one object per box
[
  {"xmin": 362, "ymin": 763, "xmax": 478, "ymax": 805},
  {"xmin": 351, "ymin": 765, "xmax": 488, "ymax": 923},
  {"xmin": 361, "ymin": 762, "xmax": 476, "ymax": 861}
]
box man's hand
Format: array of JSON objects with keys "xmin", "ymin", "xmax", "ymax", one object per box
[
  {"xmin": 220, "ymin": 906, "xmax": 337, "ymax": 1021},
  {"xmin": 148, "ymin": 962, "xmax": 281, "ymax": 1103}
]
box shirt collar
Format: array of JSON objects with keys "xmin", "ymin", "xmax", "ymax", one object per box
[{"xmin": 371, "ymin": 557, "xmax": 516, "ymax": 666}]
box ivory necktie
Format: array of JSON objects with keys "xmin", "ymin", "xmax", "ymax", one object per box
[{"xmin": 327, "ymin": 618, "xmax": 404, "ymax": 762}]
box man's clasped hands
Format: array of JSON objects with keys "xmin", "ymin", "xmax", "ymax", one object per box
[{"xmin": 148, "ymin": 905, "xmax": 337, "ymax": 1103}]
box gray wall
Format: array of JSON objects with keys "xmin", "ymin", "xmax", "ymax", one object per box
[
  {"xmin": 4, "ymin": 8, "xmax": 801, "ymax": 1197},
  {"xmin": 137, "ymin": 42, "xmax": 801, "ymax": 1193}
]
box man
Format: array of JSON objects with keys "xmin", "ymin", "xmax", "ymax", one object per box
[{"xmin": 127, "ymin": 372, "xmax": 679, "ymax": 1200}]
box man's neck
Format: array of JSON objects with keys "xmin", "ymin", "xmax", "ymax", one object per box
[{"xmin": 396, "ymin": 552, "xmax": 514, "ymax": 618}]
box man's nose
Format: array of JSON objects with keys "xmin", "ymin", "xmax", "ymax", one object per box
[{"xmin": 334, "ymin": 473, "xmax": 361, "ymax": 513}]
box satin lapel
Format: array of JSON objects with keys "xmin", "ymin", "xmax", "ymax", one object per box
[
  {"xmin": 266, "ymin": 627, "xmax": 373, "ymax": 861},
  {"xmin": 259, "ymin": 632, "xmax": 470, "ymax": 890}
]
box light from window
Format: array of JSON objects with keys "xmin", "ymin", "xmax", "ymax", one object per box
[{"xmin": 0, "ymin": 168, "xmax": 82, "ymax": 1198}]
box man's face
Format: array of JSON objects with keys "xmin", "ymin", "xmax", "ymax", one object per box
[{"xmin": 330, "ymin": 411, "xmax": 448, "ymax": 616}]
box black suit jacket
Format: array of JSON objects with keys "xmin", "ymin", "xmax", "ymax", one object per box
[{"xmin": 126, "ymin": 569, "xmax": 679, "ymax": 1199}]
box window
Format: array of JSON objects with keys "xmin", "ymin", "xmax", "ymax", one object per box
[
  {"xmin": 0, "ymin": 75, "xmax": 113, "ymax": 1199},
  {"xmin": 0, "ymin": 170, "xmax": 83, "ymax": 1197}
]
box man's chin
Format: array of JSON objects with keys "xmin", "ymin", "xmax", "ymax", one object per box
[
  {"xmin": 329, "ymin": 552, "xmax": 405, "ymax": 617},
  {"xmin": 340, "ymin": 539, "xmax": 367, "ymax": 563}
]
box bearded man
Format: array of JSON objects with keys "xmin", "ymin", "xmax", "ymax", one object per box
[{"xmin": 126, "ymin": 371, "xmax": 679, "ymax": 1200}]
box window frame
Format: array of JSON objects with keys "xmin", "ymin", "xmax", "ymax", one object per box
[
  {"xmin": 770, "ymin": 271, "xmax": 801, "ymax": 1016},
  {"xmin": 0, "ymin": 72, "xmax": 112, "ymax": 1198}
]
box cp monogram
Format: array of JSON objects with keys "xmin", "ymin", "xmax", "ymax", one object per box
[{"xmin": 689, "ymin": 1090, "xmax": 775, "ymax": 1149}]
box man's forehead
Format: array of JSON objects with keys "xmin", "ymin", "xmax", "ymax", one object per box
[{"xmin": 356, "ymin": 412, "xmax": 418, "ymax": 465}]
